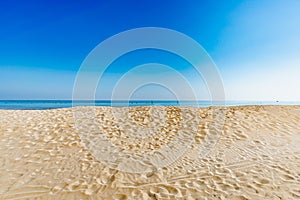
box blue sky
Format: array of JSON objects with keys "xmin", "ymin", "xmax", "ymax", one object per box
[{"xmin": 0, "ymin": 0, "xmax": 300, "ymax": 100}]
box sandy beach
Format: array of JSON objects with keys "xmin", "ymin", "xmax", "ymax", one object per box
[{"xmin": 0, "ymin": 105, "xmax": 300, "ymax": 199}]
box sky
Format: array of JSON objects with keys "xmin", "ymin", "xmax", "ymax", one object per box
[{"xmin": 0, "ymin": 0, "xmax": 300, "ymax": 100}]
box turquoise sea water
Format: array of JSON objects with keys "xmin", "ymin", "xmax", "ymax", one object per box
[{"xmin": 0, "ymin": 100, "xmax": 299, "ymax": 110}]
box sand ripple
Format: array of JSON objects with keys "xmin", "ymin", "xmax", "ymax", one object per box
[{"xmin": 0, "ymin": 105, "xmax": 300, "ymax": 199}]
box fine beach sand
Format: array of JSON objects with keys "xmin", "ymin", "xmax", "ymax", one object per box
[{"xmin": 0, "ymin": 105, "xmax": 300, "ymax": 199}]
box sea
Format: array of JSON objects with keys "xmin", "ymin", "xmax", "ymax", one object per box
[{"xmin": 0, "ymin": 100, "xmax": 299, "ymax": 110}]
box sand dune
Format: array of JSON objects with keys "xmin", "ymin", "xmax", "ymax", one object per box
[{"xmin": 0, "ymin": 105, "xmax": 300, "ymax": 199}]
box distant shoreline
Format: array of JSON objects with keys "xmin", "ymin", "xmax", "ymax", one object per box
[{"xmin": 0, "ymin": 100, "xmax": 299, "ymax": 110}]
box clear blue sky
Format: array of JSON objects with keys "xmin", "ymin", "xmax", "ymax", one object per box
[{"xmin": 1, "ymin": 0, "xmax": 299, "ymax": 100}]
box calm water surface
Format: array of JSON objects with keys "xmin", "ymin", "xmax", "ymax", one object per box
[{"xmin": 0, "ymin": 100, "xmax": 299, "ymax": 110}]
